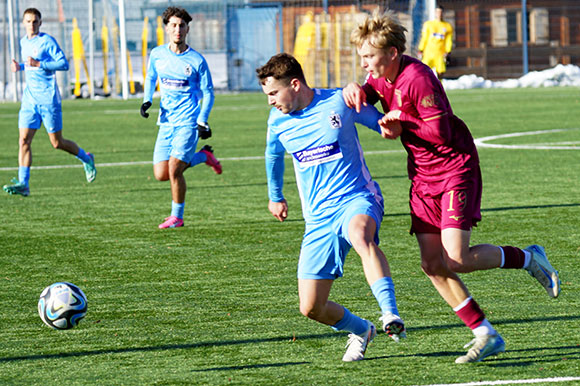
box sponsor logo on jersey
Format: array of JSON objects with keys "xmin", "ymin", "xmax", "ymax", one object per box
[
  {"xmin": 292, "ymin": 141, "xmax": 343, "ymax": 167},
  {"xmin": 160, "ymin": 78, "xmax": 189, "ymax": 89},
  {"xmin": 329, "ymin": 112, "xmax": 341, "ymax": 129}
]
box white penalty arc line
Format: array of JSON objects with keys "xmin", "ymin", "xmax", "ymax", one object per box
[
  {"xmin": 416, "ymin": 376, "xmax": 580, "ymax": 386},
  {"xmin": 475, "ymin": 128, "xmax": 580, "ymax": 150},
  {"xmin": 0, "ymin": 150, "xmax": 404, "ymax": 172}
]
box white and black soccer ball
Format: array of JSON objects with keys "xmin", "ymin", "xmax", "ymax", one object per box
[{"xmin": 38, "ymin": 282, "xmax": 87, "ymax": 330}]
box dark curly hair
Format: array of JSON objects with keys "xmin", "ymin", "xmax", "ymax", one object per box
[{"xmin": 162, "ymin": 6, "xmax": 192, "ymax": 25}]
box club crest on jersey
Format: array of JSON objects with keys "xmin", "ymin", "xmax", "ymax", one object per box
[
  {"xmin": 184, "ymin": 65, "xmax": 192, "ymax": 76},
  {"xmin": 421, "ymin": 93, "xmax": 440, "ymax": 108},
  {"xmin": 32, "ymin": 48, "xmax": 39, "ymax": 57},
  {"xmin": 329, "ymin": 112, "xmax": 342, "ymax": 129}
]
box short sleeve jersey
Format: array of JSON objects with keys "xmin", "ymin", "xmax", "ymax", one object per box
[
  {"xmin": 144, "ymin": 45, "xmax": 213, "ymax": 126},
  {"xmin": 20, "ymin": 32, "xmax": 68, "ymax": 106},
  {"xmin": 265, "ymin": 88, "xmax": 384, "ymax": 222},
  {"xmin": 363, "ymin": 55, "xmax": 478, "ymax": 182}
]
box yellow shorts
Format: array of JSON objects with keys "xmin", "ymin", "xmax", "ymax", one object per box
[{"xmin": 422, "ymin": 54, "xmax": 446, "ymax": 75}]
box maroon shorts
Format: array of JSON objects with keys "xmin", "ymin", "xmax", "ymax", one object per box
[{"xmin": 409, "ymin": 167, "xmax": 482, "ymax": 234}]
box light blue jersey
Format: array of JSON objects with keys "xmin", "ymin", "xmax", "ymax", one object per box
[
  {"xmin": 265, "ymin": 88, "xmax": 384, "ymax": 223},
  {"xmin": 143, "ymin": 44, "xmax": 214, "ymax": 126},
  {"xmin": 19, "ymin": 32, "xmax": 68, "ymax": 106}
]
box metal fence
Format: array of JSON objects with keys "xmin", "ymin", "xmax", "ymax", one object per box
[{"xmin": 1, "ymin": 0, "xmax": 579, "ymax": 101}]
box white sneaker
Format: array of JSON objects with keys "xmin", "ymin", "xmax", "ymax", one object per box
[
  {"xmin": 455, "ymin": 333, "xmax": 505, "ymax": 363},
  {"xmin": 524, "ymin": 245, "xmax": 561, "ymax": 298},
  {"xmin": 342, "ymin": 320, "xmax": 376, "ymax": 362},
  {"xmin": 379, "ymin": 312, "xmax": 406, "ymax": 342}
]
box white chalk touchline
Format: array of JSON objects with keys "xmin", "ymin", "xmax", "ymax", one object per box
[
  {"xmin": 475, "ymin": 128, "xmax": 580, "ymax": 150},
  {"xmin": 415, "ymin": 376, "xmax": 580, "ymax": 386},
  {"xmin": 0, "ymin": 150, "xmax": 404, "ymax": 172}
]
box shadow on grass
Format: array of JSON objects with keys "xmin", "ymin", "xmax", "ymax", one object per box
[
  {"xmin": 368, "ymin": 344, "xmax": 580, "ymax": 365},
  {"xmin": 190, "ymin": 361, "xmax": 310, "ymax": 372},
  {"xmin": 1, "ymin": 314, "xmax": 578, "ymax": 364},
  {"xmin": 0, "ymin": 333, "xmax": 333, "ymax": 363},
  {"xmin": 384, "ymin": 202, "xmax": 580, "ymax": 218}
]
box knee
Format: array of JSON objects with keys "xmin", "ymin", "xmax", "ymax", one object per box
[
  {"xmin": 153, "ymin": 169, "xmax": 168, "ymax": 181},
  {"xmin": 299, "ymin": 301, "xmax": 323, "ymax": 321},
  {"xmin": 168, "ymin": 167, "xmax": 183, "ymax": 181},
  {"xmin": 421, "ymin": 258, "xmax": 448, "ymax": 278},
  {"xmin": 445, "ymin": 253, "xmax": 471, "ymax": 273},
  {"xmin": 19, "ymin": 136, "xmax": 32, "ymax": 149},
  {"xmin": 349, "ymin": 227, "xmax": 373, "ymax": 254},
  {"xmin": 49, "ymin": 138, "xmax": 62, "ymax": 150}
]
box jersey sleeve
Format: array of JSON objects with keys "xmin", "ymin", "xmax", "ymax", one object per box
[
  {"xmin": 354, "ymin": 102, "xmax": 383, "ymax": 134},
  {"xmin": 265, "ymin": 120, "xmax": 286, "ymax": 203},
  {"xmin": 399, "ymin": 74, "xmax": 453, "ymax": 145},
  {"xmin": 445, "ymin": 23, "xmax": 453, "ymax": 53},
  {"xmin": 418, "ymin": 22, "xmax": 430, "ymax": 52},
  {"xmin": 40, "ymin": 37, "xmax": 68, "ymax": 71},
  {"xmin": 196, "ymin": 58, "xmax": 214, "ymax": 124},
  {"xmin": 143, "ymin": 51, "xmax": 158, "ymax": 103}
]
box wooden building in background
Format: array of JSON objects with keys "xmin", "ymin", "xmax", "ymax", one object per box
[{"xmin": 438, "ymin": 0, "xmax": 580, "ymax": 78}]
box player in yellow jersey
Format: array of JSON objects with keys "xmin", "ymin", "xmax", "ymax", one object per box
[{"xmin": 418, "ymin": 5, "xmax": 453, "ymax": 78}]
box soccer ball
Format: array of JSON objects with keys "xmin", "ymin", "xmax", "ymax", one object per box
[{"xmin": 38, "ymin": 282, "xmax": 88, "ymax": 330}]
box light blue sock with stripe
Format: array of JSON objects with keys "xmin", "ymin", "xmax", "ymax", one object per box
[
  {"xmin": 331, "ymin": 307, "xmax": 368, "ymax": 335},
  {"xmin": 18, "ymin": 166, "xmax": 30, "ymax": 187},
  {"xmin": 371, "ymin": 276, "xmax": 399, "ymax": 316},
  {"xmin": 171, "ymin": 201, "xmax": 185, "ymax": 219}
]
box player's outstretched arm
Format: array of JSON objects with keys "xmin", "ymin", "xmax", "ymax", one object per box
[
  {"xmin": 269, "ymin": 199, "xmax": 288, "ymax": 222},
  {"xmin": 342, "ymin": 82, "xmax": 367, "ymax": 113}
]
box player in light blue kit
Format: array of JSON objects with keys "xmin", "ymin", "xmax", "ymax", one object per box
[
  {"xmin": 3, "ymin": 8, "xmax": 96, "ymax": 197},
  {"xmin": 256, "ymin": 53, "xmax": 405, "ymax": 362},
  {"xmin": 141, "ymin": 6, "xmax": 222, "ymax": 229}
]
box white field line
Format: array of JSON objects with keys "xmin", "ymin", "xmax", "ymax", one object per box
[
  {"xmin": 102, "ymin": 104, "xmax": 267, "ymax": 114},
  {"xmin": 0, "ymin": 150, "xmax": 404, "ymax": 172},
  {"xmin": 2, "ymin": 128, "xmax": 578, "ymax": 172},
  {"xmin": 415, "ymin": 376, "xmax": 580, "ymax": 386},
  {"xmin": 474, "ymin": 128, "xmax": 580, "ymax": 150}
]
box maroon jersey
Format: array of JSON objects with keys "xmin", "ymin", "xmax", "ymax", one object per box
[{"xmin": 363, "ymin": 55, "xmax": 478, "ymax": 182}]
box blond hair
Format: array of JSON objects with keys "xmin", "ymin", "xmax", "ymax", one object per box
[{"xmin": 350, "ymin": 11, "xmax": 407, "ymax": 54}]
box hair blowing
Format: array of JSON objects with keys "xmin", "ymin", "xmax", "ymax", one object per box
[{"xmin": 350, "ymin": 11, "xmax": 407, "ymax": 54}]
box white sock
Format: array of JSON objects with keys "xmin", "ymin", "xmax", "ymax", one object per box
[
  {"xmin": 498, "ymin": 246, "xmax": 505, "ymax": 268},
  {"xmin": 473, "ymin": 319, "xmax": 496, "ymax": 337}
]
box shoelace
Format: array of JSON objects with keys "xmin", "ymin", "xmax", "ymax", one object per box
[
  {"xmin": 462, "ymin": 338, "xmax": 478, "ymax": 349},
  {"xmin": 344, "ymin": 333, "xmax": 364, "ymax": 349}
]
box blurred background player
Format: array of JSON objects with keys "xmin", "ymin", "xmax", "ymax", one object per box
[
  {"xmin": 417, "ymin": 5, "xmax": 453, "ymax": 79},
  {"xmin": 4, "ymin": 8, "xmax": 96, "ymax": 197},
  {"xmin": 141, "ymin": 6, "xmax": 222, "ymax": 229},
  {"xmin": 257, "ymin": 53, "xmax": 405, "ymax": 362},
  {"xmin": 343, "ymin": 11, "xmax": 560, "ymax": 363}
]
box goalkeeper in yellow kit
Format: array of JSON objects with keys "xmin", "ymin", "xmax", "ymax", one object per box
[{"xmin": 418, "ymin": 5, "xmax": 453, "ymax": 78}]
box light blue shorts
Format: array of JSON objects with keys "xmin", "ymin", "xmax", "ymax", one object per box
[
  {"xmin": 19, "ymin": 103, "xmax": 62, "ymax": 133},
  {"xmin": 297, "ymin": 195, "xmax": 384, "ymax": 280},
  {"xmin": 153, "ymin": 124, "xmax": 199, "ymax": 165}
]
